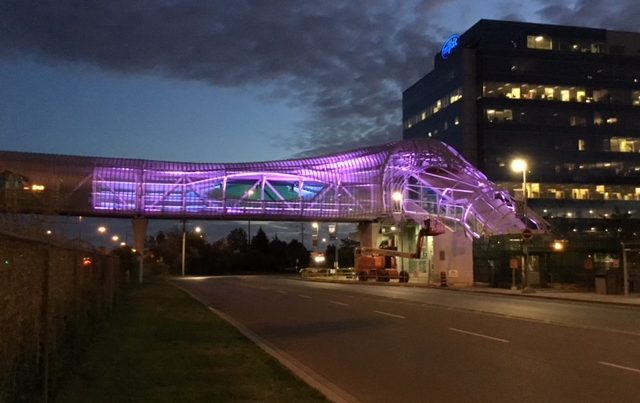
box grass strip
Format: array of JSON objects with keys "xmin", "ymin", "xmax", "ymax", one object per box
[{"xmin": 57, "ymin": 281, "xmax": 328, "ymax": 403}]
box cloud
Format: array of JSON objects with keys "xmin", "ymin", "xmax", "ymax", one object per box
[
  {"xmin": 1, "ymin": 0, "xmax": 445, "ymax": 156},
  {"xmin": 2, "ymin": 1, "xmax": 635, "ymax": 157},
  {"xmin": 536, "ymin": 0, "xmax": 640, "ymax": 31}
]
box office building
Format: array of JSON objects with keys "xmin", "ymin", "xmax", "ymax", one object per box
[{"xmin": 403, "ymin": 20, "xmax": 640, "ymax": 286}]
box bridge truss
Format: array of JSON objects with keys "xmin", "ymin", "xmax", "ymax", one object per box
[{"xmin": 0, "ymin": 139, "xmax": 546, "ymax": 238}]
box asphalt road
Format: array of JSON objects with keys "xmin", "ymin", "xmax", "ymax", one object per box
[{"xmin": 174, "ymin": 276, "xmax": 640, "ymax": 403}]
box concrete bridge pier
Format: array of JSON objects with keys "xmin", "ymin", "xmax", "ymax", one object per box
[
  {"xmin": 132, "ymin": 217, "xmax": 148, "ymax": 283},
  {"xmin": 357, "ymin": 222, "xmax": 382, "ymax": 248}
]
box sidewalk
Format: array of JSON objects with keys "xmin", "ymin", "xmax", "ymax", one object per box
[
  {"xmin": 303, "ymin": 274, "xmax": 640, "ymax": 307},
  {"xmin": 448, "ymin": 284, "xmax": 640, "ymax": 307}
]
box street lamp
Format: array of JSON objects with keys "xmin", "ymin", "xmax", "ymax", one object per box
[
  {"xmin": 510, "ymin": 158, "xmax": 528, "ymax": 214},
  {"xmin": 311, "ymin": 222, "xmax": 319, "ymax": 248},
  {"xmin": 182, "ymin": 222, "xmax": 205, "ymax": 276},
  {"xmin": 511, "ymin": 158, "xmax": 534, "ymax": 293}
]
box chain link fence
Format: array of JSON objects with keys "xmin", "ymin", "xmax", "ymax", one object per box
[{"xmin": 0, "ymin": 229, "xmax": 123, "ymax": 403}]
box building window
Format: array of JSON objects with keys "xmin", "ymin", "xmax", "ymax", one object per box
[
  {"xmin": 578, "ymin": 139, "xmax": 586, "ymax": 151},
  {"xmin": 591, "ymin": 43, "xmax": 605, "ymax": 53},
  {"xmin": 609, "ymin": 137, "xmax": 640, "ymax": 153},
  {"xmin": 507, "ymin": 87, "xmax": 521, "ymax": 99},
  {"xmin": 450, "ymin": 88, "xmax": 463, "ymax": 103},
  {"xmin": 633, "ymin": 91, "xmax": 640, "ymax": 106},
  {"xmin": 593, "ymin": 89, "xmax": 608, "ymax": 102},
  {"xmin": 527, "ymin": 35, "xmax": 552, "ymax": 50},
  {"xmin": 594, "ymin": 113, "xmax": 603, "ymax": 125},
  {"xmin": 486, "ymin": 109, "xmax": 513, "ymax": 123},
  {"xmin": 544, "ymin": 87, "xmax": 555, "ymax": 100},
  {"xmin": 572, "ymin": 188, "xmax": 589, "ymax": 200},
  {"xmin": 570, "ymin": 116, "xmax": 587, "ymax": 126}
]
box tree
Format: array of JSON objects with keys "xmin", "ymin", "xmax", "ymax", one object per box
[
  {"xmin": 267, "ymin": 235, "xmax": 288, "ymax": 270},
  {"xmin": 338, "ymin": 238, "xmax": 359, "ymax": 268},
  {"xmin": 286, "ymin": 239, "xmax": 310, "ymax": 269},
  {"xmin": 251, "ymin": 227, "xmax": 269, "ymax": 254},
  {"xmin": 226, "ymin": 228, "xmax": 248, "ymax": 253}
]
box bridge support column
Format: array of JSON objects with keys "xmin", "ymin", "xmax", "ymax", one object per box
[
  {"xmin": 132, "ymin": 217, "xmax": 148, "ymax": 284},
  {"xmin": 357, "ymin": 222, "xmax": 382, "ymax": 248},
  {"xmin": 433, "ymin": 229, "xmax": 473, "ymax": 286}
]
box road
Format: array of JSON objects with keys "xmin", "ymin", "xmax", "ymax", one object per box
[{"xmin": 174, "ymin": 276, "xmax": 640, "ymax": 403}]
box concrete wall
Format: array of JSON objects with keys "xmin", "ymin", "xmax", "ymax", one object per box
[{"xmin": 433, "ymin": 229, "xmax": 474, "ymax": 286}]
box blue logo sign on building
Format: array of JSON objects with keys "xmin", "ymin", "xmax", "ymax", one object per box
[{"xmin": 441, "ymin": 34, "xmax": 460, "ymax": 60}]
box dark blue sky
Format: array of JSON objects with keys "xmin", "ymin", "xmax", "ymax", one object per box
[
  {"xmin": 2, "ymin": 0, "xmax": 636, "ymax": 163},
  {"xmin": 2, "ymin": 0, "xmax": 637, "ymax": 242}
]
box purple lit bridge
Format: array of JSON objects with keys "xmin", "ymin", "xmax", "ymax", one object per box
[
  {"xmin": 1, "ymin": 139, "xmax": 547, "ymax": 284},
  {"xmin": 1, "ymin": 139, "xmax": 544, "ymax": 237}
]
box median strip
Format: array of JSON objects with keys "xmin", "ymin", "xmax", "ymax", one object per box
[
  {"xmin": 373, "ymin": 310, "xmax": 406, "ymax": 319},
  {"xmin": 449, "ymin": 327, "xmax": 510, "ymax": 343},
  {"xmin": 598, "ymin": 361, "xmax": 640, "ymax": 374}
]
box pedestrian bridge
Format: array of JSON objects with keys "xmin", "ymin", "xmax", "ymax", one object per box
[{"xmin": 0, "ymin": 139, "xmax": 545, "ymax": 238}]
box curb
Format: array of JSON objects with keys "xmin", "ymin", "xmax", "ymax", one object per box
[
  {"xmin": 299, "ymin": 276, "xmax": 640, "ymax": 308},
  {"xmin": 172, "ymin": 282, "xmax": 360, "ymax": 403}
]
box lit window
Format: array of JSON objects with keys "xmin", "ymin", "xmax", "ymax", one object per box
[
  {"xmin": 527, "ymin": 35, "xmax": 552, "ymax": 50},
  {"xmin": 596, "ymin": 185, "xmax": 605, "ymax": 193},
  {"xmin": 578, "ymin": 139, "xmax": 586, "ymax": 151},
  {"xmin": 606, "ymin": 117, "xmax": 618, "ymax": 124},
  {"xmin": 610, "ymin": 137, "xmax": 640, "ymax": 153},
  {"xmin": 572, "ymin": 189, "xmax": 589, "ymax": 200},
  {"xmin": 544, "ymin": 88, "xmax": 555, "ymax": 100},
  {"xmin": 421, "ymin": 112, "xmax": 426, "ymax": 120},
  {"xmin": 633, "ymin": 91, "xmax": 640, "ymax": 106},
  {"xmin": 594, "ymin": 113, "xmax": 603, "ymax": 125},
  {"xmin": 485, "ymin": 109, "xmax": 512, "ymax": 123},
  {"xmin": 561, "ymin": 90, "xmax": 570, "ymax": 102},
  {"xmin": 454, "ymin": 117, "xmax": 459, "ymax": 125},
  {"xmin": 576, "ymin": 90, "xmax": 586, "ymax": 102}
]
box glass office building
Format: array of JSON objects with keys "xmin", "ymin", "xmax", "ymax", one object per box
[
  {"xmin": 403, "ymin": 19, "xmax": 640, "ymax": 231},
  {"xmin": 403, "ymin": 20, "xmax": 640, "ymax": 287}
]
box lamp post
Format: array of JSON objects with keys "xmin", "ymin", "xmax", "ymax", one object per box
[
  {"xmin": 182, "ymin": 222, "xmax": 204, "ymax": 276},
  {"xmin": 511, "ymin": 158, "xmax": 534, "ymax": 293},
  {"xmin": 312, "ymin": 222, "xmax": 319, "ymax": 249}
]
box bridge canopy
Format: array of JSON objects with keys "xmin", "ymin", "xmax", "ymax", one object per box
[{"xmin": 0, "ymin": 139, "xmax": 546, "ymax": 238}]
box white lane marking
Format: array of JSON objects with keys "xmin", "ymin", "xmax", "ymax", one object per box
[
  {"xmin": 598, "ymin": 361, "xmax": 640, "ymax": 374},
  {"xmin": 298, "ymin": 294, "xmax": 312, "ymax": 299},
  {"xmin": 373, "ymin": 310, "xmax": 406, "ymax": 319},
  {"xmin": 449, "ymin": 327, "xmax": 510, "ymax": 343},
  {"xmin": 329, "ymin": 300, "xmax": 349, "ymax": 306}
]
